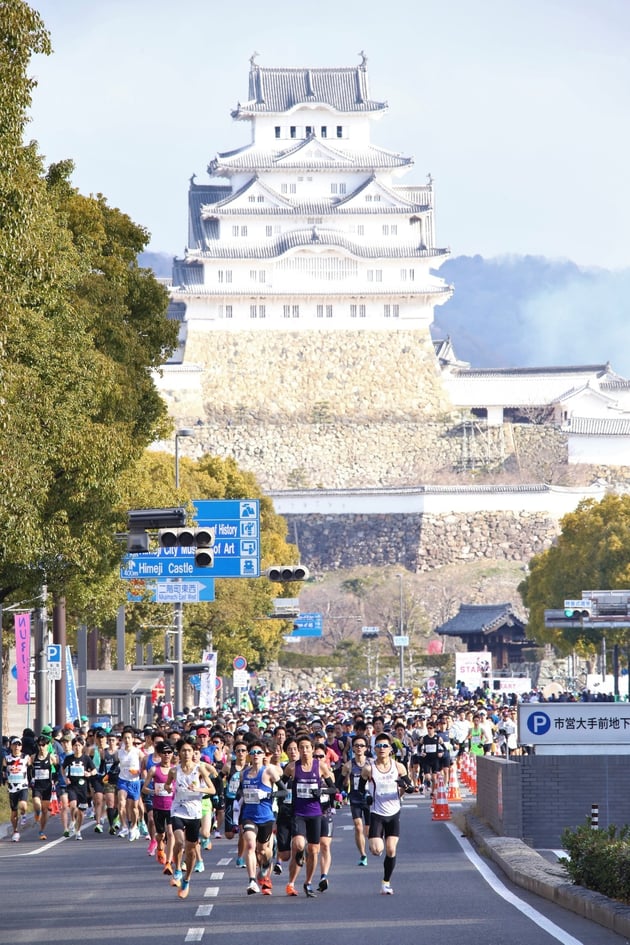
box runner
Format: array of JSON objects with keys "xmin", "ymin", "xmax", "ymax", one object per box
[
  {"xmin": 115, "ymin": 727, "xmax": 143, "ymax": 840},
  {"xmin": 61, "ymin": 736, "xmax": 97, "ymax": 840},
  {"xmin": 3, "ymin": 737, "xmax": 30, "ymax": 841},
  {"xmin": 238, "ymin": 739, "xmax": 283, "ymax": 896},
  {"xmin": 29, "ymin": 734, "xmax": 57, "ymax": 840},
  {"xmin": 342, "ymin": 735, "xmax": 371, "ymax": 866},
  {"xmin": 166, "ymin": 737, "xmax": 216, "ymax": 900},
  {"xmin": 142, "ymin": 740, "xmax": 175, "ymax": 871},
  {"xmin": 221, "ymin": 738, "xmax": 249, "ymax": 867},
  {"xmin": 284, "ymin": 734, "xmax": 335, "ymax": 898},
  {"xmin": 359, "ymin": 732, "xmax": 409, "ymax": 895}
]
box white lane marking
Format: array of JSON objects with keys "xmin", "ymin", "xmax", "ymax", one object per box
[
  {"xmin": 446, "ymin": 823, "xmax": 584, "ymax": 945},
  {"xmin": 195, "ymin": 905, "xmax": 214, "ymax": 917},
  {"xmin": 23, "ymin": 837, "xmax": 66, "ymax": 855},
  {"xmin": 217, "ymin": 857, "xmax": 231, "ymax": 865},
  {"xmin": 204, "ymin": 886, "xmax": 220, "ymax": 897},
  {"xmin": 210, "ymin": 871, "xmax": 224, "ymax": 879},
  {"xmin": 184, "ymin": 929, "xmax": 204, "ymax": 942}
]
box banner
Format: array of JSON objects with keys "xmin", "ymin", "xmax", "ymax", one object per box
[
  {"xmin": 455, "ymin": 651, "xmax": 492, "ymax": 692},
  {"xmin": 65, "ymin": 645, "xmax": 80, "ymax": 723},
  {"xmin": 14, "ymin": 613, "xmax": 31, "ymax": 705},
  {"xmin": 199, "ymin": 650, "xmax": 217, "ymax": 710}
]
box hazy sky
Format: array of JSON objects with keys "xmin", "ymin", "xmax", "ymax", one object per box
[{"xmin": 27, "ymin": 0, "xmax": 630, "ymax": 269}]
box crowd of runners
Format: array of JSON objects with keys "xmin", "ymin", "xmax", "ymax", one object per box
[{"xmin": 1, "ymin": 686, "xmax": 525, "ymax": 899}]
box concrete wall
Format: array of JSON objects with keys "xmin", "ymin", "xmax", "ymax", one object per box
[{"xmin": 475, "ymin": 755, "xmax": 630, "ymax": 848}]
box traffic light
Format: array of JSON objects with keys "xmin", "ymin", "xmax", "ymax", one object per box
[
  {"xmin": 563, "ymin": 602, "xmax": 592, "ymax": 619},
  {"xmin": 158, "ymin": 527, "xmax": 216, "ymax": 568},
  {"xmin": 265, "ymin": 565, "xmax": 309, "ymax": 582}
]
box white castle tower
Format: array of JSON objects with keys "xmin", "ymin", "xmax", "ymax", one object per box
[{"xmin": 157, "ymin": 56, "xmax": 455, "ymax": 490}]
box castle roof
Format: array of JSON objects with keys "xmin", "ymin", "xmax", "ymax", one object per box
[
  {"xmin": 232, "ymin": 60, "xmax": 387, "ymax": 118},
  {"xmin": 443, "ymin": 365, "xmax": 613, "ymax": 408},
  {"xmin": 208, "ymin": 140, "xmax": 412, "ymax": 174},
  {"xmin": 563, "ymin": 416, "xmax": 630, "ymax": 436}
]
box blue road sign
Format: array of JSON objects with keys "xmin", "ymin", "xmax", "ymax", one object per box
[
  {"xmin": 121, "ymin": 499, "xmax": 261, "ymax": 580},
  {"xmin": 126, "ymin": 578, "xmax": 215, "ymax": 603},
  {"xmin": 290, "ymin": 613, "xmax": 323, "ymax": 637},
  {"xmin": 47, "ymin": 644, "xmax": 62, "ymax": 663}
]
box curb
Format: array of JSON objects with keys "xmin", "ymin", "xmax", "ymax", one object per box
[{"xmin": 457, "ymin": 805, "xmax": 630, "ymax": 938}]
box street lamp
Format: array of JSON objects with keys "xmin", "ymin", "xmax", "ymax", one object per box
[
  {"xmin": 173, "ymin": 428, "xmax": 195, "ymax": 716},
  {"xmin": 175, "ymin": 428, "xmax": 195, "ymax": 489},
  {"xmin": 395, "ymin": 573, "xmax": 404, "ymax": 688}
]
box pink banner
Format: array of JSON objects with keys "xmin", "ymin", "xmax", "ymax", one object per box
[{"xmin": 14, "ymin": 612, "xmax": 31, "ymax": 705}]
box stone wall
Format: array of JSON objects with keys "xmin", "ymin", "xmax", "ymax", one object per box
[{"xmin": 283, "ymin": 509, "xmax": 558, "ymax": 573}]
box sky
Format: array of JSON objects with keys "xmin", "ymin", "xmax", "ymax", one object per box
[{"xmin": 26, "ymin": 0, "xmax": 630, "ymax": 270}]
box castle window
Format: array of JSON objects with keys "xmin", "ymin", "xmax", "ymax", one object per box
[
  {"xmin": 305, "ymin": 126, "xmax": 313, "ymax": 136},
  {"xmin": 281, "ymin": 184, "xmax": 288, "ymax": 194},
  {"xmin": 382, "ymin": 225, "xmax": 389, "ymax": 235},
  {"xmin": 266, "ymin": 226, "xmax": 273, "ymax": 237},
  {"xmin": 248, "ymin": 195, "xmax": 256, "ymax": 203},
  {"xmin": 326, "ymin": 305, "xmax": 333, "ymax": 318},
  {"xmin": 275, "ymin": 126, "xmax": 281, "ymax": 138},
  {"xmin": 259, "ymin": 304, "xmax": 266, "ymax": 318},
  {"xmin": 232, "ymin": 225, "xmax": 239, "ymax": 236},
  {"xmin": 350, "ymin": 304, "xmax": 357, "ymax": 318},
  {"xmin": 250, "ymin": 304, "xmax": 257, "ymax": 318},
  {"xmin": 292, "ymin": 305, "xmax": 300, "ymax": 318},
  {"xmin": 290, "ymin": 126, "xmax": 297, "ymax": 138},
  {"xmin": 359, "ymin": 304, "xmax": 366, "ymax": 317},
  {"xmin": 250, "ymin": 270, "xmax": 257, "ymax": 281},
  {"xmin": 339, "ymin": 183, "xmax": 346, "ymax": 195},
  {"xmin": 391, "ymin": 224, "xmax": 397, "ymax": 235},
  {"xmin": 321, "ymin": 126, "xmax": 327, "ymax": 138},
  {"xmin": 365, "ymin": 195, "xmax": 372, "ymax": 202},
  {"xmin": 283, "ymin": 305, "xmax": 291, "ymax": 318},
  {"xmin": 257, "ymin": 195, "xmax": 264, "ymax": 202},
  {"xmin": 290, "ymin": 183, "xmax": 296, "ymax": 194},
  {"xmin": 357, "ymin": 225, "xmax": 364, "ymax": 236},
  {"xmin": 219, "ymin": 304, "xmax": 233, "ymax": 319},
  {"xmin": 400, "ymin": 269, "xmax": 407, "ymax": 281},
  {"xmin": 241, "ymin": 226, "xmax": 247, "ymax": 236},
  {"xmin": 373, "ymin": 195, "xmax": 381, "ymax": 202},
  {"xmin": 409, "ymin": 269, "xmax": 415, "ymax": 281},
  {"xmin": 259, "ymin": 270, "xmax": 266, "ymax": 283},
  {"xmin": 336, "ymin": 125, "xmax": 343, "ymax": 138},
  {"xmin": 218, "ymin": 270, "xmax": 232, "ymax": 284},
  {"xmin": 392, "ymin": 304, "xmax": 399, "ymax": 317},
  {"xmin": 331, "ymin": 183, "xmax": 338, "ymax": 194},
  {"xmin": 316, "ymin": 304, "xmax": 324, "ymax": 318},
  {"xmin": 384, "ymin": 304, "xmax": 390, "ymax": 317}
]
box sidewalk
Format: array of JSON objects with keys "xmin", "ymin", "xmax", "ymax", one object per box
[{"xmin": 455, "ymin": 801, "xmax": 630, "ymax": 939}]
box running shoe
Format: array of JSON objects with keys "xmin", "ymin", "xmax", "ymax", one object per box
[
  {"xmin": 63, "ymin": 830, "xmax": 70, "ymax": 838},
  {"xmin": 76, "ymin": 832, "xmax": 83, "ymax": 841},
  {"xmin": 128, "ymin": 826, "xmax": 140, "ymax": 842},
  {"xmin": 39, "ymin": 832, "xmax": 47, "ymax": 841},
  {"xmin": 358, "ymin": 855, "xmax": 368, "ymax": 867},
  {"xmin": 170, "ymin": 869, "xmax": 183, "ymax": 888},
  {"xmin": 157, "ymin": 849, "xmax": 166, "ymax": 865},
  {"xmin": 303, "ymin": 883, "xmax": 317, "ymax": 898},
  {"xmin": 94, "ymin": 824, "xmax": 103, "ymax": 834},
  {"xmin": 261, "ymin": 876, "xmax": 272, "ymax": 896},
  {"xmin": 200, "ymin": 836, "xmax": 211, "ymax": 850},
  {"xmin": 163, "ymin": 862, "xmax": 174, "ymax": 876},
  {"xmin": 11, "ymin": 832, "xmax": 20, "ymax": 843},
  {"xmin": 138, "ymin": 820, "xmax": 149, "ymax": 837},
  {"xmin": 381, "ymin": 881, "xmax": 394, "ymax": 895},
  {"xmin": 317, "ymin": 876, "xmax": 328, "ymax": 892},
  {"xmin": 108, "ymin": 825, "xmax": 117, "ymax": 835},
  {"xmin": 235, "ymin": 856, "xmax": 245, "ymax": 868},
  {"xmin": 247, "ymin": 879, "xmax": 260, "ymax": 895},
  {"xmin": 19, "ymin": 815, "xmax": 27, "ymax": 828},
  {"xmin": 273, "ymin": 862, "xmax": 283, "ymax": 875},
  {"xmin": 147, "ymin": 838, "xmax": 158, "ymax": 856},
  {"xmin": 177, "ymin": 880, "xmax": 190, "ymax": 900},
  {"xmin": 193, "ymin": 861, "xmax": 205, "ymax": 873},
  {"xmin": 118, "ymin": 826, "xmax": 129, "ymax": 839},
  {"xmin": 285, "ymin": 883, "xmax": 298, "ymax": 896},
  {"xmin": 214, "ymin": 829, "xmax": 222, "ymax": 839}
]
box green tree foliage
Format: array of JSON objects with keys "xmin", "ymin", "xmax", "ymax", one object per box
[
  {"xmin": 0, "ymin": 4, "xmax": 177, "ymax": 608},
  {"xmin": 519, "ymin": 495, "xmax": 630, "ymax": 654}
]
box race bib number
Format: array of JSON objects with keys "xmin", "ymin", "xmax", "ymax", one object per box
[
  {"xmin": 34, "ymin": 769, "xmax": 48, "ymax": 780},
  {"xmin": 243, "ymin": 788, "xmax": 260, "ymax": 804},
  {"xmin": 296, "ymin": 782, "xmax": 315, "ymax": 799},
  {"xmin": 69, "ymin": 764, "xmax": 85, "ymax": 777}
]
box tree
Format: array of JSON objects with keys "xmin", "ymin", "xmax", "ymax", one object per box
[{"xmin": 519, "ymin": 495, "xmax": 630, "ymax": 654}]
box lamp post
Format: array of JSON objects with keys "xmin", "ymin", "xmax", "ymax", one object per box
[
  {"xmin": 173, "ymin": 428, "xmax": 195, "ymax": 716},
  {"xmin": 395, "ymin": 572, "xmax": 404, "ymax": 688}
]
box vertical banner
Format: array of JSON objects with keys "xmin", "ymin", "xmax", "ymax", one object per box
[
  {"xmin": 14, "ymin": 613, "xmax": 31, "ymax": 705},
  {"xmin": 65, "ymin": 645, "xmax": 80, "ymax": 723},
  {"xmin": 455, "ymin": 651, "xmax": 492, "ymax": 692},
  {"xmin": 199, "ymin": 650, "xmax": 217, "ymax": 711}
]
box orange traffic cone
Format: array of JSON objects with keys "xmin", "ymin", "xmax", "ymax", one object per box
[
  {"xmin": 459, "ymin": 753, "xmax": 470, "ymax": 788},
  {"xmin": 49, "ymin": 787, "xmax": 60, "ymax": 816},
  {"xmin": 448, "ymin": 762, "xmax": 462, "ymax": 801},
  {"xmin": 469, "ymin": 754, "xmax": 477, "ymax": 796},
  {"xmin": 431, "ymin": 774, "xmax": 451, "ymax": 821}
]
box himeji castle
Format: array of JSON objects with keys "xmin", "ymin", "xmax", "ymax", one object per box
[{"xmin": 167, "ymin": 54, "xmax": 452, "ymax": 344}]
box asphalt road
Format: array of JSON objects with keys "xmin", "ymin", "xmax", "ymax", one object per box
[{"xmin": 0, "ymin": 799, "xmax": 627, "ymax": 945}]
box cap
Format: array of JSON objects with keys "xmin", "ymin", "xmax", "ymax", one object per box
[
  {"xmin": 41, "ymin": 725, "xmax": 53, "ymax": 735},
  {"xmin": 9, "ymin": 737, "xmax": 22, "ymax": 745},
  {"xmin": 63, "ymin": 722, "xmax": 74, "ymax": 731},
  {"xmin": 325, "ymin": 724, "xmax": 335, "ymax": 731},
  {"xmin": 196, "ymin": 728, "xmax": 210, "ymax": 737}
]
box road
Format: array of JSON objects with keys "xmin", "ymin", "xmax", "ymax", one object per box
[{"xmin": 0, "ymin": 798, "xmax": 626, "ymax": 945}]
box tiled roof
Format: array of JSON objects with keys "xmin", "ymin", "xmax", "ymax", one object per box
[
  {"xmin": 208, "ymin": 143, "xmax": 412, "ymax": 173},
  {"xmin": 443, "ymin": 368, "xmax": 610, "ymax": 408},
  {"xmin": 232, "ymin": 64, "xmax": 387, "ymax": 117},
  {"xmin": 437, "ymin": 603, "xmax": 525, "ymax": 637},
  {"xmin": 179, "ymin": 228, "xmax": 449, "ymax": 261},
  {"xmin": 565, "ymin": 417, "xmax": 630, "ymax": 436}
]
